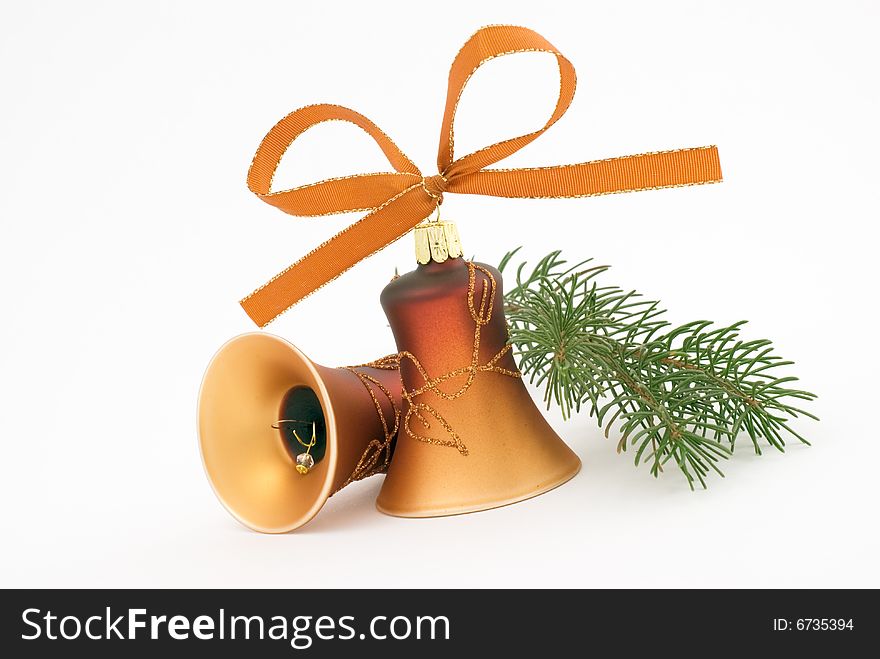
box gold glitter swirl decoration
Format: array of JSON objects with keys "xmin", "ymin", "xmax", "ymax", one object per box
[
  {"xmin": 336, "ymin": 356, "xmax": 401, "ymax": 491},
  {"xmin": 339, "ymin": 261, "xmax": 521, "ymax": 486},
  {"xmin": 398, "ymin": 262, "xmax": 521, "ymax": 456}
]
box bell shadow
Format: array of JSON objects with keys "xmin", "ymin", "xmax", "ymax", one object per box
[{"xmin": 292, "ymin": 476, "xmax": 387, "ymax": 534}]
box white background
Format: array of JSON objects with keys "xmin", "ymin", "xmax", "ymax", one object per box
[{"xmin": 1, "ymin": 1, "xmax": 878, "ymax": 588}]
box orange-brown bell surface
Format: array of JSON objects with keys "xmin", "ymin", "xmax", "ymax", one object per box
[
  {"xmin": 376, "ymin": 258, "xmax": 580, "ymax": 517},
  {"xmin": 198, "ymin": 333, "xmax": 401, "ymax": 533}
]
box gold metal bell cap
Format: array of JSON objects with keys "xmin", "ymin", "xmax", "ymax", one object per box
[{"xmin": 197, "ymin": 333, "xmax": 400, "ymax": 533}]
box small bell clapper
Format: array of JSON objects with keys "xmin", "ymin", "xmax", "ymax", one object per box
[{"xmin": 271, "ymin": 420, "xmax": 318, "ymax": 475}]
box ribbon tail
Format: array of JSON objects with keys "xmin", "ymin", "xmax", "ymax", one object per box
[
  {"xmin": 241, "ymin": 185, "xmax": 435, "ymax": 327},
  {"xmin": 450, "ymin": 146, "xmax": 722, "ymax": 198}
]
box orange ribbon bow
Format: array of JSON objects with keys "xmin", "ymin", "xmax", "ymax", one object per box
[{"xmin": 242, "ymin": 25, "xmax": 722, "ymax": 327}]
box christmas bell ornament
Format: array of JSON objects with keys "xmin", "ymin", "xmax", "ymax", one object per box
[
  {"xmin": 375, "ymin": 220, "xmax": 581, "ymax": 516},
  {"xmin": 220, "ymin": 25, "xmax": 721, "ymax": 526},
  {"xmin": 198, "ymin": 333, "xmax": 401, "ymax": 533}
]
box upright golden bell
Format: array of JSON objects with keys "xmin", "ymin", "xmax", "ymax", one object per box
[
  {"xmin": 375, "ymin": 224, "xmax": 581, "ymax": 517},
  {"xmin": 198, "ymin": 333, "xmax": 401, "ymax": 533}
]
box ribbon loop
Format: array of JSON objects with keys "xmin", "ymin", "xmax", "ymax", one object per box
[
  {"xmin": 240, "ymin": 25, "xmax": 722, "ymax": 328},
  {"xmin": 247, "ymin": 103, "xmax": 422, "ymax": 216},
  {"xmin": 437, "ymin": 24, "xmax": 577, "ymax": 177}
]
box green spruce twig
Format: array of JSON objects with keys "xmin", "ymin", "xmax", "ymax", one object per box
[{"xmin": 500, "ymin": 248, "xmax": 818, "ymax": 489}]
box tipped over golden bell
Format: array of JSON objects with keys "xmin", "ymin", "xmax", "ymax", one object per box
[{"xmin": 198, "ymin": 333, "xmax": 401, "ymax": 533}]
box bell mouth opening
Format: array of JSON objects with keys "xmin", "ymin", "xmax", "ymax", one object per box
[
  {"xmin": 276, "ymin": 386, "xmax": 328, "ymax": 474},
  {"xmin": 197, "ymin": 333, "xmax": 343, "ymax": 533}
]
